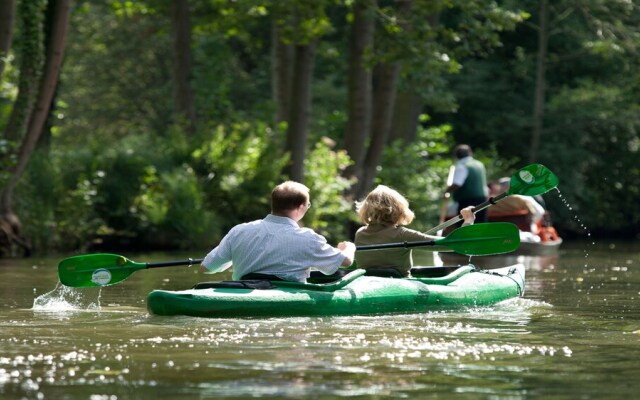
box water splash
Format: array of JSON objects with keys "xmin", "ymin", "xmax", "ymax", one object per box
[
  {"xmin": 554, "ymin": 188, "xmax": 594, "ymax": 255},
  {"xmin": 553, "ymin": 188, "xmax": 598, "ymax": 307},
  {"xmin": 32, "ymin": 282, "xmax": 101, "ymax": 311},
  {"xmin": 554, "ymin": 188, "xmax": 591, "ymax": 232}
]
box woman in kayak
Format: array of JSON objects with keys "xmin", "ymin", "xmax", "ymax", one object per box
[
  {"xmin": 200, "ymin": 181, "xmax": 356, "ymax": 282},
  {"xmin": 355, "ymin": 185, "xmax": 475, "ymax": 277}
]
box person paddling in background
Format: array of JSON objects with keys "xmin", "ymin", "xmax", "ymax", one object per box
[
  {"xmin": 488, "ymin": 177, "xmax": 546, "ymax": 242},
  {"xmin": 443, "ymin": 144, "xmax": 489, "ymax": 225},
  {"xmin": 200, "ymin": 181, "xmax": 356, "ymax": 282},
  {"xmin": 354, "ymin": 185, "xmax": 475, "ymax": 277}
]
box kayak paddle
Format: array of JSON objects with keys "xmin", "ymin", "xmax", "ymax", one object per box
[
  {"xmin": 357, "ymin": 222, "xmax": 519, "ymax": 255},
  {"xmin": 58, "ymin": 223, "xmax": 519, "ymax": 288},
  {"xmin": 58, "ymin": 255, "xmax": 203, "ymax": 288},
  {"xmin": 426, "ymin": 163, "xmax": 559, "ymax": 235}
]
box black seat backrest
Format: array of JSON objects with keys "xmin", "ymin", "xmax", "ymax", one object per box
[
  {"xmin": 192, "ymin": 280, "xmax": 275, "ymax": 290},
  {"xmin": 410, "ymin": 266, "xmax": 465, "ymax": 278},
  {"xmin": 240, "ymin": 273, "xmax": 284, "ymax": 281},
  {"xmin": 363, "ymin": 267, "xmax": 405, "ymax": 278}
]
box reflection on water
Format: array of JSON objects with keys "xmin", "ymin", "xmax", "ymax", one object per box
[
  {"xmin": 1, "ymin": 300, "xmax": 566, "ymax": 399},
  {"xmin": 0, "ymin": 242, "xmax": 639, "ymax": 399}
]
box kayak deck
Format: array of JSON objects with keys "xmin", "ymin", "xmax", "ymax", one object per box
[{"xmin": 147, "ymin": 264, "xmax": 525, "ymax": 318}]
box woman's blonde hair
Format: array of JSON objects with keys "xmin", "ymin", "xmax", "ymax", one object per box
[{"xmin": 356, "ymin": 185, "xmax": 415, "ymax": 226}]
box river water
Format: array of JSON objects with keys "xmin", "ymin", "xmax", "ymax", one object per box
[{"xmin": 1, "ymin": 240, "xmax": 638, "ymax": 399}]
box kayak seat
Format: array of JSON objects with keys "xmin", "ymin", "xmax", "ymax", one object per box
[
  {"xmin": 240, "ymin": 273, "xmax": 284, "ymax": 281},
  {"xmin": 413, "ymin": 265, "xmax": 476, "ymax": 285},
  {"xmin": 273, "ymin": 269, "xmax": 367, "ymax": 292},
  {"xmin": 309, "ymin": 269, "xmax": 352, "ymax": 283},
  {"xmin": 410, "ymin": 266, "xmax": 466, "ymax": 278},
  {"xmin": 362, "ymin": 267, "xmax": 405, "ymax": 278},
  {"xmin": 239, "ymin": 271, "xmax": 353, "ymax": 284},
  {"xmin": 192, "ymin": 280, "xmax": 275, "ymax": 290}
]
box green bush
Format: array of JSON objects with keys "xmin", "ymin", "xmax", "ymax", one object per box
[
  {"xmin": 193, "ymin": 124, "xmax": 356, "ymax": 244},
  {"xmin": 303, "ymin": 139, "xmax": 354, "ymax": 242},
  {"xmin": 133, "ymin": 164, "xmax": 220, "ymax": 249},
  {"xmin": 17, "ymin": 150, "xmax": 104, "ymax": 253},
  {"xmin": 192, "ymin": 121, "xmax": 289, "ymax": 232}
]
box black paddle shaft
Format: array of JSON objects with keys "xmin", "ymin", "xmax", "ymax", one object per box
[
  {"xmin": 147, "ymin": 258, "xmax": 204, "ymax": 269},
  {"xmin": 357, "ymin": 240, "xmax": 436, "ymax": 251},
  {"xmin": 425, "ymin": 192, "xmax": 508, "ymax": 235}
]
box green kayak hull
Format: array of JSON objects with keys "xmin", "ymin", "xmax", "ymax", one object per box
[{"xmin": 147, "ymin": 264, "xmax": 525, "ymax": 318}]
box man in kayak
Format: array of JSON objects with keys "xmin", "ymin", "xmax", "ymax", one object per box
[
  {"xmin": 354, "ymin": 185, "xmax": 475, "ymax": 277},
  {"xmin": 443, "ymin": 144, "xmax": 489, "ymax": 225},
  {"xmin": 200, "ymin": 181, "xmax": 356, "ymax": 282}
]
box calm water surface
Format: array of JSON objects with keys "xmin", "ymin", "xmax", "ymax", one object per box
[{"xmin": 1, "ymin": 240, "xmax": 639, "ymax": 399}]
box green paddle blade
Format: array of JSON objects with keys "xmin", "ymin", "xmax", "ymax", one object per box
[
  {"xmin": 58, "ymin": 253, "xmax": 145, "ymax": 288},
  {"xmin": 508, "ymin": 164, "xmax": 559, "ymax": 197},
  {"xmin": 436, "ymin": 222, "xmax": 520, "ymax": 256}
]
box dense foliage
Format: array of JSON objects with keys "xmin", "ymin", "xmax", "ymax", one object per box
[{"xmin": 1, "ymin": 0, "xmax": 638, "ymax": 256}]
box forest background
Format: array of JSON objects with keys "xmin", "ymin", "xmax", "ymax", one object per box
[{"xmin": 0, "ymin": 0, "xmax": 638, "ymax": 257}]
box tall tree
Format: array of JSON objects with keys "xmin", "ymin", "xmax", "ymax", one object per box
[
  {"xmin": 2, "ymin": 0, "xmax": 45, "ymax": 143},
  {"xmin": 278, "ymin": 1, "xmax": 333, "ymax": 182},
  {"xmin": 171, "ymin": 0, "xmax": 196, "ymax": 133},
  {"xmin": 271, "ymin": 20, "xmax": 293, "ymax": 126},
  {"xmin": 388, "ymin": 8, "xmax": 440, "ymax": 144},
  {"xmin": 530, "ymin": 0, "xmax": 548, "ymax": 163},
  {"xmin": 342, "ymin": 0, "xmax": 375, "ymax": 196},
  {"xmin": 0, "ymin": 0, "xmax": 72, "ymax": 256},
  {"xmin": 359, "ymin": 63, "xmax": 399, "ymax": 197},
  {"xmin": 359, "ymin": 0, "xmax": 413, "ymax": 197},
  {"xmin": 0, "ymin": 0, "xmax": 16, "ymax": 78},
  {"xmin": 284, "ymin": 41, "xmax": 317, "ymax": 182}
]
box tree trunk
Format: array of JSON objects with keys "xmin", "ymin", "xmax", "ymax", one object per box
[
  {"xmin": 530, "ymin": 0, "xmax": 548, "ymax": 163},
  {"xmin": 388, "ymin": 5, "xmax": 436, "ymax": 145},
  {"xmin": 359, "ymin": 62, "xmax": 400, "ymax": 198},
  {"xmin": 342, "ymin": 0, "xmax": 375, "ymax": 192},
  {"xmin": 38, "ymin": 0, "xmax": 62, "ymax": 150},
  {"xmin": 3, "ymin": 0, "xmax": 45, "ymax": 142},
  {"xmin": 171, "ymin": 0, "xmax": 196, "ymax": 134},
  {"xmin": 0, "ymin": 0, "xmax": 16, "ymax": 78},
  {"xmin": 0, "ymin": 0, "xmax": 45, "ymax": 257},
  {"xmin": 271, "ymin": 21, "xmax": 293, "ymax": 126},
  {"xmin": 389, "ymin": 90, "xmax": 422, "ymax": 143},
  {"xmin": 0, "ymin": 212, "xmax": 30, "ymax": 257},
  {"xmin": 284, "ymin": 41, "xmax": 317, "ymax": 182},
  {"xmin": 358, "ymin": 0, "xmax": 411, "ymax": 197},
  {"xmin": 0, "ymin": 0, "xmax": 71, "ymax": 256}
]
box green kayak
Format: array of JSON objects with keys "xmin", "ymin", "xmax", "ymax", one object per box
[{"xmin": 147, "ymin": 264, "xmax": 525, "ymax": 318}]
